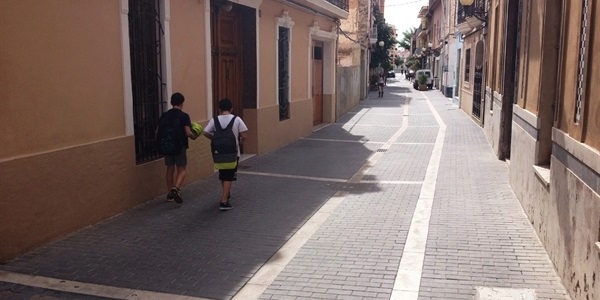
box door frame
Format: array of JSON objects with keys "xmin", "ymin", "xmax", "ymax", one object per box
[
  {"xmin": 203, "ymin": 0, "xmax": 260, "ymax": 120},
  {"xmin": 309, "ymin": 23, "xmax": 337, "ymax": 122},
  {"xmin": 312, "ymin": 42, "xmax": 324, "ymax": 125}
]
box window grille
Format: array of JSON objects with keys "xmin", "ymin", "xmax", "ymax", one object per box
[
  {"xmin": 519, "ymin": 0, "xmax": 530, "ymax": 99},
  {"xmin": 278, "ymin": 26, "xmax": 290, "ymax": 121},
  {"xmin": 465, "ymin": 49, "xmax": 471, "ymax": 82},
  {"xmin": 128, "ymin": 0, "xmax": 166, "ymax": 164},
  {"xmin": 575, "ymin": 0, "xmax": 590, "ymax": 124}
]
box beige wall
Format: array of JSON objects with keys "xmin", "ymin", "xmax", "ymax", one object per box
[
  {"xmin": 0, "ymin": 1, "xmax": 125, "ymax": 158},
  {"xmin": 170, "ymin": 1, "xmax": 210, "ymax": 121},
  {"xmin": 550, "ymin": 158, "xmax": 600, "ymax": 300},
  {"xmin": 511, "ymin": 124, "xmax": 600, "ymax": 300},
  {"xmin": 255, "ymin": 3, "xmax": 337, "ymax": 152},
  {"xmin": 0, "ymin": 1, "xmax": 219, "ymax": 262},
  {"xmin": 1, "ymin": 0, "xmax": 343, "ymax": 261}
]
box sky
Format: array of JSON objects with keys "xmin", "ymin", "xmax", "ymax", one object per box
[{"xmin": 384, "ymin": 0, "xmax": 428, "ymax": 36}]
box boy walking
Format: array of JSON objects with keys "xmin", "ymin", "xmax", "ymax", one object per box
[
  {"xmin": 203, "ymin": 98, "xmax": 248, "ymax": 211},
  {"xmin": 157, "ymin": 92, "xmax": 197, "ymax": 204}
]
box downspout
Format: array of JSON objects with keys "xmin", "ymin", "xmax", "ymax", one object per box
[{"xmin": 334, "ymin": 19, "xmax": 340, "ymax": 121}]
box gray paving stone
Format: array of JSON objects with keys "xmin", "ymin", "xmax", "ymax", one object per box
[{"xmin": 0, "ymin": 80, "xmax": 570, "ymax": 300}]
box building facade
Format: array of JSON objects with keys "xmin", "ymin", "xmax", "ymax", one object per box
[
  {"xmin": 0, "ymin": 0, "xmax": 348, "ymax": 262},
  {"xmin": 338, "ymin": 0, "xmax": 376, "ymax": 106},
  {"xmin": 483, "ymin": 1, "xmax": 599, "ymax": 299},
  {"xmin": 455, "ymin": 0, "xmax": 487, "ymax": 122}
]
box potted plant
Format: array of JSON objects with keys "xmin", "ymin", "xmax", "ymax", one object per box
[
  {"xmin": 418, "ymin": 73, "xmax": 428, "ymax": 91},
  {"xmin": 369, "ymin": 74, "xmax": 379, "ymax": 91}
]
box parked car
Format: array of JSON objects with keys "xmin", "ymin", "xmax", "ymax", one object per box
[
  {"xmin": 387, "ymin": 71, "xmax": 396, "ymax": 78},
  {"xmin": 413, "ymin": 69, "xmax": 433, "ymax": 90}
]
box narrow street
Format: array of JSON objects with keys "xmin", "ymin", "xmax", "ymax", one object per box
[{"xmin": 0, "ymin": 77, "xmax": 570, "ymax": 300}]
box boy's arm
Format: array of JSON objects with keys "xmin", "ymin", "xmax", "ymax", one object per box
[
  {"xmin": 184, "ymin": 126, "xmax": 197, "ymax": 140},
  {"xmin": 239, "ymin": 131, "xmax": 248, "ymax": 143},
  {"xmin": 203, "ymin": 119, "xmax": 215, "ymax": 140}
]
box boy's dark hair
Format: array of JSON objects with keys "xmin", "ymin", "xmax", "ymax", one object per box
[
  {"xmin": 171, "ymin": 93, "xmax": 185, "ymax": 106},
  {"xmin": 218, "ymin": 98, "xmax": 233, "ymax": 111}
]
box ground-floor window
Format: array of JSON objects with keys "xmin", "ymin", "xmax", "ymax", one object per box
[
  {"xmin": 128, "ymin": 0, "xmax": 166, "ymax": 164},
  {"xmin": 278, "ymin": 26, "xmax": 290, "ymax": 121}
]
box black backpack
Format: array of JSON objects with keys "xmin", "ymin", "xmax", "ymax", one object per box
[
  {"xmin": 156, "ymin": 111, "xmax": 183, "ymax": 156},
  {"xmin": 211, "ymin": 116, "xmax": 238, "ymax": 166}
]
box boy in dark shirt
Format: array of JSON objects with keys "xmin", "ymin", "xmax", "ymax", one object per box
[{"xmin": 158, "ymin": 92, "xmax": 197, "ymax": 203}]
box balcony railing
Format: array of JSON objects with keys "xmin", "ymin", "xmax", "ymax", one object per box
[
  {"xmin": 326, "ymin": 0, "xmax": 348, "ymax": 11},
  {"xmin": 457, "ymin": 0, "xmax": 486, "ymax": 24},
  {"xmin": 297, "ymin": 0, "xmax": 349, "ymax": 18}
]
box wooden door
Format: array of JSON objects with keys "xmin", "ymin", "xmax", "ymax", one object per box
[
  {"xmin": 312, "ymin": 44, "xmax": 324, "ymax": 125},
  {"xmin": 211, "ymin": 5, "xmax": 243, "ymax": 118}
]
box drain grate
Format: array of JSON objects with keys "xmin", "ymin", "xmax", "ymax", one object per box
[{"xmin": 376, "ymin": 149, "xmax": 387, "ymax": 152}]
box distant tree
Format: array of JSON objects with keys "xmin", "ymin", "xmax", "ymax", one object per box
[
  {"xmin": 405, "ymin": 56, "xmax": 421, "ymax": 71},
  {"xmin": 395, "ymin": 57, "xmax": 404, "ymax": 67},
  {"xmin": 369, "ymin": 6, "xmax": 398, "ymax": 71},
  {"xmin": 398, "ymin": 27, "xmax": 417, "ymax": 51}
]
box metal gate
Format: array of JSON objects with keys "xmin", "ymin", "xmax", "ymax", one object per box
[{"xmin": 472, "ymin": 65, "xmax": 483, "ymax": 120}]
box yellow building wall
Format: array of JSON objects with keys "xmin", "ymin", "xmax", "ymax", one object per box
[
  {"xmin": 0, "ymin": 0, "xmax": 215, "ymax": 262},
  {"xmin": 170, "ymin": 1, "xmax": 210, "ymax": 121},
  {"xmin": 0, "ymin": 0, "xmax": 341, "ymax": 261},
  {"xmin": 0, "ymin": 0, "xmax": 125, "ymax": 158},
  {"xmin": 253, "ymin": 3, "xmax": 336, "ymax": 154}
]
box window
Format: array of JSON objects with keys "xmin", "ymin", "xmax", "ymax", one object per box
[
  {"xmin": 456, "ymin": 49, "xmax": 462, "ymax": 96},
  {"xmin": 278, "ymin": 26, "xmax": 290, "ymax": 120},
  {"xmin": 519, "ymin": 0, "xmax": 531, "ymax": 100},
  {"xmin": 575, "ymin": 0, "xmax": 591, "ymax": 124},
  {"xmin": 128, "ymin": 0, "xmax": 166, "ymax": 164},
  {"xmin": 465, "ymin": 48, "xmax": 471, "ymax": 82},
  {"xmin": 276, "ymin": 11, "xmax": 293, "ymax": 121}
]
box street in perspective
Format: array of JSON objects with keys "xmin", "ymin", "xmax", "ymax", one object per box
[{"xmin": 0, "ymin": 78, "xmax": 572, "ymax": 300}]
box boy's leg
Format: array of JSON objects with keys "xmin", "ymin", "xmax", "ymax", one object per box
[
  {"xmin": 166, "ymin": 165, "xmax": 175, "ymax": 190},
  {"xmin": 169, "ymin": 166, "xmax": 185, "ymax": 204},
  {"xmin": 174, "ymin": 166, "xmax": 186, "ymax": 188},
  {"xmin": 221, "ymin": 180, "xmax": 232, "ymax": 203},
  {"xmin": 170, "ymin": 151, "xmax": 187, "ymax": 204},
  {"xmin": 218, "ymin": 168, "xmax": 236, "ymax": 211},
  {"xmin": 165, "ymin": 156, "xmax": 175, "ymax": 201},
  {"xmin": 219, "ymin": 180, "xmax": 233, "ymax": 211}
]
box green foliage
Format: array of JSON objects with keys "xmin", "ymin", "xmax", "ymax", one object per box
[
  {"xmin": 370, "ymin": 74, "xmax": 379, "ymax": 85},
  {"xmin": 369, "ymin": 5, "xmax": 398, "ymax": 71},
  {"xmin": 405, "ymin": 56, "xmax": 421, "ymax": 71},
  {"xmin": 395, "ymin": 57, "xmax": 404, "ymax": 67},
  {"xmin": 418, "ymin": 73, "xmax": 428, "ymax": 85},
  {"xmin": 398, "ymin": 27, "xmax": 416, "ymax": 51}
]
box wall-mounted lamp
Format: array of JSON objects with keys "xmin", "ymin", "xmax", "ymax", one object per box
[
  {"xmin": 213, "ymin": 0, "xmax": 232, "ymax": 12},
  {"xmin": 378, "ymin": 41, "xmax": 384, "ymax": 47},
  {"xmin": 221, "ymin": 1, "xmax": 233, "ymax": 12}
]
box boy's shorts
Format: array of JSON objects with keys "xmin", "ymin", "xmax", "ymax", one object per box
[
  {"xmin": 218, "ymin": 158, "xmax": 239, "ymax": 181},
  {"xmin": 164, "ymin": 150, "xmax": 187, "ymax": 167}
]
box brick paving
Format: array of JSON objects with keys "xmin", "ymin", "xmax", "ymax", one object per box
[{"xmin": 0, "ymin": 77, "xmax": 571, "ymax": 300}]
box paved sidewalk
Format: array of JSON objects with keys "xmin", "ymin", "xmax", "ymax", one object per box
[{"xmin": 0, "ymin": 78, "xmax": 570, "ymax": 300}]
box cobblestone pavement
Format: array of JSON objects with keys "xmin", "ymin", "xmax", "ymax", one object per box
[{"xmin": 0, "ymin": 77, "xmax": 571, "ymax": 300}]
